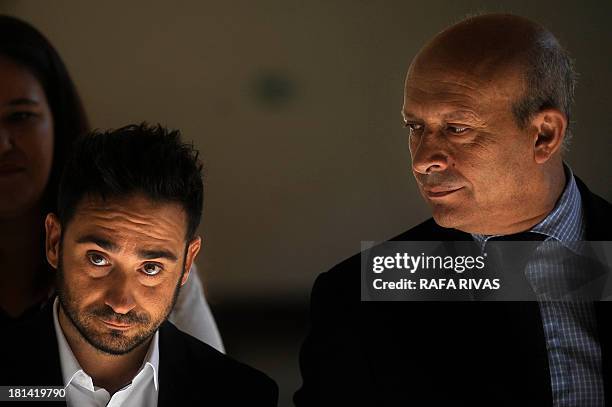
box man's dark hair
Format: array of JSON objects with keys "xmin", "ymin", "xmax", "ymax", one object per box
[
  {"xmin": 512, "ymin": 29, "xmax": 577, "ymax": 149},
  {"xmin": 57, "ymin": 123, "xmax": 204, "ymax": 240}
]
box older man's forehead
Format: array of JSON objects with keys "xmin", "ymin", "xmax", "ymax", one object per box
[
  {"xmin": 407, "ymin": 54, "xmax": 521, "ymax": 89},
  {"xmin": 405, "ymin": 14, "xmax": 536, "ymax": 105},
  {"xmin": 403, "ymin": 76, "xmax": 485, "ymax": 118},
  {"xmin": 416, "ymin": 14, "xmax": 539, "ymax": 65},
  {"xmin": 403, "ymin": 64, "xmax": 521, "ymax": 119}
]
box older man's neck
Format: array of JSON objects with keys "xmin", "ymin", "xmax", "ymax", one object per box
[
  {"xmin": 462, "ymin": 162, "xmax": 567, "ymax": 236},
  {"xmin": 492, "ymin": 162, "xmax": 567, "ymax": 235},
  {"xmin": 58, "ymin": 305, "xmax": 151, "ymax": 395}
]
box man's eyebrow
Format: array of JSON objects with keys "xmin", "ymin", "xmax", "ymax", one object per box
[
  {"xmin": 442, "ymin": 110, "xmax": 482, "ymax": 122},
  {"xmin": 401, "ymin": 110, "xmax": 419, "ymax": 122},
  {"xmin": 137, "ymin": 249, "xmax": 179, "ymax": 262},
  {"xmin": 402, "ymin": 108, "xmax": 483, "ymax": 123},
  {"xmin": 75, "ymin": 234, "xmax": 118, "ymax": 252}
]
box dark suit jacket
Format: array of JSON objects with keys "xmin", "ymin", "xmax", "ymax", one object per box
[
  {"xmin": 295, "ymin": 178, "xmax": 612, "ymax": 407},
  {"xmin": 0, "ymin": 302, "xmax": 278, "ymax": 407}
]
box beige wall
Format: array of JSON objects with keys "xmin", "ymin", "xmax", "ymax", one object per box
[{"xmin": 3, "ymin": 0, "xmax": 610, "ymax": 304}]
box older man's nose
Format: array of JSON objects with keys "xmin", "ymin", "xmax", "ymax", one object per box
[
  {"xmin": 410, "ymin": 132, "xmax": 450, "ymax": 175},
  {"xmin": 104, "ymin": 271, "xmax": 137, "ymax": 315}
]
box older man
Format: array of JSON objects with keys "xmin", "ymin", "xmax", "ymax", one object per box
[{"xmin": 295, "ymin": 14, "xmax": 612, "ymax": 406}]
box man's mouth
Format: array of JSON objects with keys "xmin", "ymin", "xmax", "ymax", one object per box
[
  {"xmin": 99, "ymin": 318, "xmax": 133, "ymax": 330},
  {"xmin": 422, "ymin": 186, "xmax": 463, "ymax": 198}
]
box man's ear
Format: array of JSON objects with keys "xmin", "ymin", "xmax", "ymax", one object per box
[
  {"xmin": 530, "ymin": 108, "xmax": 567, "ymax": 164},
  {"xmin": 181, "ymin": 236, "xmax": 202, "ymax": 286},
  {"xmin": 45, "ymin": 213, "xmax": 62, "ymax": 270}
]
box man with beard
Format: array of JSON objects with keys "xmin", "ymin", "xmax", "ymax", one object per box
[
  {"xmin": 295, "ymin": 14, "xmax": 612, "ymax": 407},
  {"xmin": 2, "ymin": 123, "xmax": 277, "ymax": 406}
]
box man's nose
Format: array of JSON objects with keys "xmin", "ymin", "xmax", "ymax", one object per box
[
  {"xmin": 104, "ymin": 270, "xmax": 137, "ymax": 315},
  {"xmin": 410, "ymin": 130, "xmax": 450, "ymax": 175}
]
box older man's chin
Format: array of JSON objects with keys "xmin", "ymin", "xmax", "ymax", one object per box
[{"xmin": 430, "ymin": 203, "xmax": 476, "ymax": 233}]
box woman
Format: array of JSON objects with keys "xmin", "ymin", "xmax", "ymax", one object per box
[{"xmin": 0, "ymin": 15, "xmax": 224, "ymax": 351}]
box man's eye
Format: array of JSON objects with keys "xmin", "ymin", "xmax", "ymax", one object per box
[
  {"xmin": 87, "ymin": 253, "xmax": 110, "ymax": 266},
  {"xmin": 141, "ymin": 263, "xmax": 163, "ymax": 276},
  {"xmin": 447, "ymin": 125, "xmax": 469, "ymax": 134},
  {"xmin": 405, "ymin": 123, "xmax": 424, "ymax": 134}
]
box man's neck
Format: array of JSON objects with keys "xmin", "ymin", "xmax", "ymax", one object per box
[
  {"xmin": 468, "ymin": 162, "xmax": 567, "ymax": 236},
  {"xmin": 58, "ymin": 304, "xmax": 150, "ymax": 394}
]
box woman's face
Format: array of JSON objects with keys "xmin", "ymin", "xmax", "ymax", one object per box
[{"xmin": 0, "ymin": 55, "xmax": 54, "ymax": 219}]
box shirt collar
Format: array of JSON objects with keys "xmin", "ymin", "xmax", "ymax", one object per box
[
  {"xmin": 471, "ymin": 163, "xmax": 585, "ymax": 248},
  {"xmin": 52, "ymin": 297, "xmax": 160, "ymax": 391}
]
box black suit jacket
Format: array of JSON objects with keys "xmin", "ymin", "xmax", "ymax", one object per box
[
  {"xmin": 0, "ymin": 302, "xmax": 278, "ymax": 407},
  {"xmin": 295, "ymin": 178, "xmax": 612, "ymax": 406}
]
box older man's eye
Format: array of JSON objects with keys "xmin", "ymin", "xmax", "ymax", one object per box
[
  {"xmin": 405, "ymin": 123, "xmax": 424, "ymax": 134},
  {"xmin": 447, "ymin": 125, "xmax": 469, "ymax": 134},
  {"xmin": 141, "ymin": 263, "xmax": 163, "ymax": 276},
  {"xmin": 87, "ymin": 253, "xmax": 110, "ymax": 266}
]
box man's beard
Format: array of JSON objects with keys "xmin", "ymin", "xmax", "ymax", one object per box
[{"xmin": 55, "ymin": 243, "xmax": 185, "ymax": 356}]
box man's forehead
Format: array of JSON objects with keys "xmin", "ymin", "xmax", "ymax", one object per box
[
  {"xmin": 406, "ymin": 59, "xmax": 521, "ymax": 94},
  {"xmin": 69, "ymin": 194, "xmax": 188, "ymax": 241},
  {"xmin": 413, "ymin": 14, "xmax": 538, "ymax": 71},
  {"xmin": 403, "ymin": 63, "xmax": 521, "ymax": 120},
  {"xmin": 403, "ymin": 75, "xmax": 485, "ymax": 120},
  {"xmin": 404, "ymin": 16, "xmax": 531, "ymax": 107}
]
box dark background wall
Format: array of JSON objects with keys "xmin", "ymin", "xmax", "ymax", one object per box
[{"xmin": 3, "ymin": 1, "xmax": 610, "ymax": 405}]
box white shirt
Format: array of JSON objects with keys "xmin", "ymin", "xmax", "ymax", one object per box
[{"xmin": 52, "ymin": 298, "xmax": 159, "ymax": 407}]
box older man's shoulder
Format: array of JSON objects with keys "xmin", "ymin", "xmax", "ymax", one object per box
[
  {"xmin": 320, "ymin": 218, "xmax": 468, "ymax": 288},
  {"xmin": 575, "ymin": 176, "xmax": 612, "ymax": 239}
]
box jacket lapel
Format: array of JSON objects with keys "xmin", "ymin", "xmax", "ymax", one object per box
[
  {"xmin": 575, "ymin": 177, "xmax": 612, "ymax": 403},
  {"xmin": 157, "ymin": 322, "xmax": 182, "ymax": 407}
]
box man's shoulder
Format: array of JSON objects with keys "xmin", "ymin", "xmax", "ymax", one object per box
[
  {"xmin": 0, "ymin": 301, "xmax": 63, "ymax": 386},
  {"xmin": 328, "ymin": 218, "xmax": 468, "ymax": 273},
  {"xmin": 158, "ymin": 321, "xmax": 278, "ymax": 404},
  {"xmin": 316, "ymin": 218, "xmax": 469, "ymax": 293},
  {"xmin": 575, "ymin": 176, "xmax": 612, "ymax": 239}
]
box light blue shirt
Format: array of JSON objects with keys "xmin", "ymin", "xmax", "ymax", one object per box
[{"xmin": 472, "ymin": 165, "xmax": 603, "ymax": 407}]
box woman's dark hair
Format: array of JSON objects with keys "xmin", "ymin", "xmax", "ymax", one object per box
[
  {"xmin": 0, "ymin": 15, "xmax": 89, "ymax": 214},
  {"xmin": 0, "ymin": 15, "xmax": 89, "ymax": 294}
]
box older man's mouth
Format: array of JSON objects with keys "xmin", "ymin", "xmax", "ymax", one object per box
[{"xmin": 423, "ymin": 186, "xmax": 464, "ymax": 198}]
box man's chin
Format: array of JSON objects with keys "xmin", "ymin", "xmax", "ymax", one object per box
[
  {"xmin": 85, "ymin": 329, "xmax": 151, "ymax": 355},
  {"xmin": 78, "ymin": 319, "xmax": 155, "ymax": 356},
  {"xmin": 430, "ymin": 205, "xmax": 473, "ymax": 231}
]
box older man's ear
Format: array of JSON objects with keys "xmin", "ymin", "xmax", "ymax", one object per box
[{"xmin": 531, "ymin": 108, "xmax": 568, "ymax": 163}]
